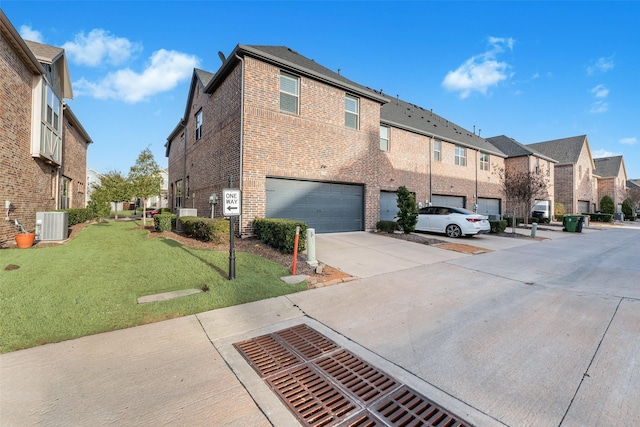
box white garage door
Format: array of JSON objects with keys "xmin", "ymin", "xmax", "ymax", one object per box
[
  {"xmin": 431, "ymin": 195, "xmax": 465, "ymax": 208},
  {"xmin": 266, "ymin": 178, "xmax": 364, "ymax": 233},
  {"xmin": 477, "ymin": 198, "xmax": 501, "ymax": 219}
]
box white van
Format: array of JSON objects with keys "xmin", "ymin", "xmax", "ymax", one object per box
[{"xmin": 532, "ymin": 200, "xmax": 550, "ymax": 219}]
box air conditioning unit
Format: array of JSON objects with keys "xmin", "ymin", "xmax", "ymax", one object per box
[
  {"xmin": 176, "ymin": 209, "xmax": 197, "ymax": 232},
  {"xmin": 35, "ymin": 211, "xmax": 69, "ymax": 241}
]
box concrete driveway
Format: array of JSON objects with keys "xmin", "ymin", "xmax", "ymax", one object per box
[{"xmin": 2, "ymin": 227, "xmax": 639, "ymax": 426}]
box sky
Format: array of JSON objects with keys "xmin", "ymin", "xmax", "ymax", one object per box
[{"xmin": 3, "ymin": 1, "xmax": 639, "ymax": 179}]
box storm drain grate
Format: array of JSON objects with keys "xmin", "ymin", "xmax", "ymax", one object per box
[
  {"xmin": 267, "ymin": 363, "xmax": 359, "ymax": 426},
  {"xmin": 315, "ymin": 349, "xmax": 399, "ymax": 405},
  {"xmin": 233, "ymin": 325, "xmax": 474, "ymax": 427},
  {"xmin": 275, "ymin": 323, "xmax": 340, "ymax": 360},
  {"xmin": 234, "ymin": 334, "xmax": 303, "ymax": 378},
  {"xmin": 374, "ymin": 385, "xmax": 469, "ymax": 427}
]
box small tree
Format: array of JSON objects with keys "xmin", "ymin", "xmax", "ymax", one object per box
[
  {"xmin": 88, "ymin": 184, "xmax": 113, "ymax": 222},
  {"xmin": 96, "ymin": 170, "xmax": 132, "ymax": 219},
  {"xmin": 555, "ymin": 202, "xmax": 566, "ymax": 217},
  {"xmin": 622, "ymin": 198, "xmax": 634, "ymax": 219},
  {"xmin": 494, "ymin": 165, "xmax": 549, "ymax": 225},
  {"xmin": 396, "ymin": 186, "xmax": 418, "ymax": 234},
  {"xmin": 628, "ymin": 187, "xmax": 640, "ymax": 213},
  {"xmin": 600, "ymin": 195, "xmax": 615, "ymax": 215},
  {"xmin": 129, "ymin": 148, "xmax": 163, "ymax": 226}
]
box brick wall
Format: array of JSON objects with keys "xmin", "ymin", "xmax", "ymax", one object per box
[
  {"xmin": 62, "ymin": 113, "xmax": 89, "ymax": 208},
  {"xmin": 1, "ymin": 36, "xmax": 58, "ymax": 245}
]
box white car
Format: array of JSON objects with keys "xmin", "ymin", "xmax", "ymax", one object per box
[{"xmin": 413, "ymin": 206, "xmax": 490, "ymax": 238}]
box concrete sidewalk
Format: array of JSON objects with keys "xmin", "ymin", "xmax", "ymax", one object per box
[{"xmin": 2, "ymin": 228, "xmax": 638, "ymax": 426}]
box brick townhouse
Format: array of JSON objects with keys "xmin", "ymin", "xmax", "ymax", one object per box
[
  {"xmin": 486, "ymin": 135, "xmax": 557, "ymax": 218},
  {"xmin": 1, "ymin": 10, "xmax": 92, "ymax": 246},
  {"xmin": 166, "ymin": 44, "xmax": 507, "ymax": 235},
  {"xmin": 593, "ymin": 156, "xmax": 628, "ymax": 212},
  {"xmin": 527, "ymin": 135, "xmax": 598, "ymax": 215}
]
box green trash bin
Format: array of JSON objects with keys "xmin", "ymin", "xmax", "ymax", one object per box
[{"xmin": 563, "ymin": 215, "xmax": 579, "ymax": 232}]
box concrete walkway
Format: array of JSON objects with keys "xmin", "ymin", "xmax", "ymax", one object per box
[{"xmin": 2, "ymin": 227, "xmax": 639, "ymax": 426}]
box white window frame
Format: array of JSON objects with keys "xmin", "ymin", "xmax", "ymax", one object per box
[
  {"xmin": 380, "ymin": 125, "xmax": 389, "ymax": 151},
  {"xmin": 32, "ymin": 79, "xmax": 62, "ymax": 165},
  {"xmin": 455, "ymin": 145, "xmax": 467, "ymax": 166},
  {"xmin": 480, "ymin": 152, "xmax": 490, "ymax": 171},
  {"xmin": 345, "ymin": 95, "xmax": 359, "ymax": 129},
  {"xmin": 175, "ymin": 179, "xmax": 183, "ymax": 208},
  {"xmin": 434, "ymin": 140, "xmax": 441, "ymax": 162},
  {"xmin": 195, "ymin": 110, "xmax": 203, "ymax": 140},
  {"xmin": 279, "ymin": 72, "xmax": 299, "ymax": 114}
]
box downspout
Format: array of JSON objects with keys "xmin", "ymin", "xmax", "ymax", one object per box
[
  {"xmin": 475, "ymin": 150, "xmax": 478, "ymax": 211},
  {"xmin": 429, "ymin": 137, "xmax": 432, "ymax": 205},
  {"xmin": 235, "ymin": 53, "xmax": 245, "ymax": 236},
  {"xmin": 183, "ymin": 120, "xmax": 187, "ymax": 212},
  {"xmin": 55, "ymin": 168, "xmax": 60, "ymax": 209}
]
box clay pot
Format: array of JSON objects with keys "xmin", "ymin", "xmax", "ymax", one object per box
[{"xmin": 15, "ymin": 233, "xmax": 35, "ymax": 249}]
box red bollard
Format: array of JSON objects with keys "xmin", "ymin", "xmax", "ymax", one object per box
[{"xmin": 292, "ymin": 226, "xmax": 300, "ymax": 275}]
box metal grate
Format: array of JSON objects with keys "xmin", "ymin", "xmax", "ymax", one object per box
[
  {"xmin": 233, "ymin": 325, "xmax": 474, "ymax": 427},
  {"xmin": 234, "ymin": 334, "xmax": 302, "ymax": 378},
  {"xmin": 315, "ymin": 349, "xmax": 399, "ymax": 405},
  {"xmin": 267, "ymin": 364, "xmax": 359, "ymax": 427},
  {"xmin": 276, "ymin": 324, "xmax": 340, "ymax": 360},
  {"xmin": 374, "ymin": 385, "xmax": 470, "ymax": 427}
]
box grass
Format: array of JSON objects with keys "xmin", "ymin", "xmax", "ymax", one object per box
[{"xmin": 0, "ymin": 220, "xmax": 306, "ymax": 354}]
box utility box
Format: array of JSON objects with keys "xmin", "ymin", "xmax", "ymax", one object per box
[
  {"xmin": 176, "ymin": 209, "xmax": 197, "ymax": 232},
  {"xmin": 35, "ymin": 211, "xmax": 69, "ymax": 241}
]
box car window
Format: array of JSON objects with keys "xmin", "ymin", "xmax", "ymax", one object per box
[{"xmin": 419, "ymin": 207, "xmax": 430, "ymax": 214}]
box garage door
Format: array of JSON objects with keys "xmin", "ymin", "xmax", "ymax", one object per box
[
  {"xmin": 379, "ymin": 191, "xmax": 398, "ymax": 221},
  {"xmin": 266, "ymin": 178, "xmax": 363, "ymax": 233},
  {"xmin": 431, "ymin": 195, "xmax": 465, "ymax": 208},
  {"xmin": 477, "ymin": 198, "xmax": 501, "ymax": 219},
  {"xmin": 578, "ymin": 201, "xmax": 590, "ymax": 214}
]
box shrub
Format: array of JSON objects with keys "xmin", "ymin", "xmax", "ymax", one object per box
[
  {"xmin": 376, "ymin": 220, "xmax": 399, "ymax": 233},
  {"xmin": 529, "ymin": 217, "xmax": 550, "ymax": 224},
  {"xmin": 585, "ymin": 212, "xmax": 613, "ymax": 223},
  {"xmin": 396, "ymin": 186, "xmax": 418, "ymax": 234},
  {"xmin": 554, "ymin": 202, "xmax": 566, "ymax": 216},
  {"xmin": 600, "ymin": 195, "xmax": 615, "ymax": 215},
  {"xmin": 59, "ymin": 207, "xmax": 93, "ymax": 226},
  {"xmin": 154, "ymin": 213, "xmax": 176, "ymax": 232},
  {"xmin": 489, "ymin": 220, "xmax": 507, "ymax": 233},
  {"xmin": 179, "ymin": 216, "xmax": 229, "ymax": 243},
  {"xmin": 253, "ymin": 218, "xmax": 307, "ymax": 254},
  {"xmin": 556, "ymin": 214, "xmax": 564, "ymax": 223},
  {"xmin": 504, "ymin": 217, "xmax": 524, "ymax": 227},
  {"xmin": 622, "ymin": 198, "xmax": 634, "ymax": 218}
]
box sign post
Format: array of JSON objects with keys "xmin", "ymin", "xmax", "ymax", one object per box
[{"xmin": 223, "ymin": 180, "xmax": 241, "ymax": 280}]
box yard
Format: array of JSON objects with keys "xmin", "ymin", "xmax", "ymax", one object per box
[{"xmin": 0, "ymin": 220, "xmax": 311, "ymax": 354}]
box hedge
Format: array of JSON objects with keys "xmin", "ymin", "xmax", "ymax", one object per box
[
  {"xmin": 253, "ymin": 218, "xmax": 307, "ymax": 254},
  {"xmin": 489, "ymin": 220, "xmax": 507, "ymax": 234},
  {"xmin": 178, "ymin": 216, "xmax": 229, "ymax": 243},
  {"xmin": 584, "ymin": 213, "xmax": 613, "ymax": 223},
  {"xmin": 154, "ymin": 213, "xmax": 176, "ymax": 232},
  {"xmin": 57, "ymin": 207, "xmax": 93, "ymax": 226},
  {"xmin": 376, "ymin": 220, "xmax": 399, "ymax": 233}
]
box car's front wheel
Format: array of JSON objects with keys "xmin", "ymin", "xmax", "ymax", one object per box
[{"xmin": 445, "ymin": 224, "xmax": 462, "ymax": 238}]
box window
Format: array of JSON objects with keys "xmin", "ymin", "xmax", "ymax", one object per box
[
  {"xmin": 434, "ymin": 140, "xmax": 441, "ymax": 161},
  {"xmin": 534, "ymin": 157, "xmax": 540, "ymax": 174},
  {"xmin": 345, "ymin": 95, "xmax": 359, "ymax": 129},
  {"xmin": 455, "ymin": 145, "xmax": 467, "ymax": 166},
  {"xmin": 175, "ymin": 180, "xmax": 183, "ymax": 208},
  {"xmin": 39, "ymin": 80, "xmax": 62, "ymax": 164},
  {"xmin": 280, "ymin": 73, "xmax": 299, "ymax": 114},
  {"xmin": 480, "ymin": 153, "xmax": 489, "ymax": 171},
  {"xmin": 380, "ymin": 126, "xmax": 389, "ymax": 151},
  {"xmin": 60, "ymin": 177, "xmax": 69, "ymax": 209},
  {"xmin": 195, "ymin": 110, "xmax": 202, "ymax": 140}
]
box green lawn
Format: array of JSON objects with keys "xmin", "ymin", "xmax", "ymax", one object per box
[{"xmin": 0, "ymin": 220, "xmax": 306, "ymax": 354}]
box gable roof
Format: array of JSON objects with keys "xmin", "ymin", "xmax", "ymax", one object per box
[
  {"xmin": 627, "ymin": 179, "xmax": 640, "ymax": 189},
  {"xmin": 205, "ymin": 45, "xmax": 389, "ymax": 104},
  {"xmin": 593, "ymin": 156, "xmax": 626, "ymax": 179},
  {"xmin": 486, "ymin": 135, "xmax": 556, "ymax": 162},
  {"xmin": 24, "ymin": 39, "xmax": 73, "ymax": 100},
  {"xmin": 0, "ymin": 10, "xmax": 44, "ymax": 74},
  {"xmin": 381, "ymin": 98, "xmax": 505, "ymax": 156},
  {"xmin": 527, "ymin": 135, "xmax": 591, "ymax": 166}
]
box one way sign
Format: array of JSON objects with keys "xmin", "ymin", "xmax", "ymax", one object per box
[{"xmin": 223, "ymin": 188, "xmax": 242, "ymax": 216}]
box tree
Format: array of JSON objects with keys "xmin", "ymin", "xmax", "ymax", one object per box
[
  {"xmin": 628, "ymin": 186, "xmax": 640, "ymax": 213},
  {"xmin": 129, "ymin": 148, "xmax": 162, "ymax": 226},
  {"xmin": 621, "ymin": 198, "xmax": 634, "ymax": 219},
  {"xmin": 88, "ymin": 184, "xmax": 113, "ymax": 222},
  {"xmin": 396, "ymin": 186, "xmax": 418, "ymax": 234},
  {"xmin": 494, "ymin": 166, "xmax": 549, "ymax": 224},
  {"xmin": 600, "ymin": 195, "xmax": 615, "ymax": 215},
  {"xmin": 96, "ymin": 170, "xmax": 132, "ymax": 219}
]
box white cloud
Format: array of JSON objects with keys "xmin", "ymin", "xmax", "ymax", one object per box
[
  {"xmin": 19, "ymin": 25, "xmax": 44, "ymax": 43},
  {"xmin": 589, "ymin": 100, "xmax": 609, "ymax": 114},
  {"xmin": 63, "ymin": 29, "xmax": 142, "ymax": 67},
  {"xmin": 619, "ymin": 137, "xmax": 637, "ymax": 145},
  {"xmin": 74, "ymin": 49, "xmax": 200, "ymax": 103},
  {"xmin": 592, "ymin": 149, "xmax": 618, "ymax": 158},
  {"xmin": 587, "ymin": 56, "xmax": 615, "ymax": 75},
  {"xmin": 591, "ymin": 84, "xmax": 609, "ymax": 98},
  {"xmin": 442, "ymin": 36, "xmax": 514, "ymax": 99}
]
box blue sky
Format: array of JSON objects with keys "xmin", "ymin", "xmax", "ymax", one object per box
[{"xmin": 3, "ymin": 1, "xmax": 639, "ymax": 179}]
